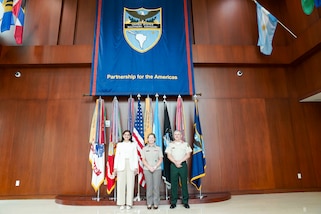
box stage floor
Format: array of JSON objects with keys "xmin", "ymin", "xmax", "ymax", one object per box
[
  {"xmin": 2, "ymin": 192, "xmax": 321, "ymax": 214},
  {"xmin": 55, "ymin": 192, "xmax": 231, "ymax": 206}
]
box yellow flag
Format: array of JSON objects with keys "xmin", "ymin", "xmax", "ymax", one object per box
[{"xmin": 144, "ymin": 97, "xmax": 153, "ymax": 143}]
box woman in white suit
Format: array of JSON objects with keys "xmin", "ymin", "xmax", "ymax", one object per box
[{"xmin": 113, "ymin": 130, "xmax": 138, "ymax": 210}]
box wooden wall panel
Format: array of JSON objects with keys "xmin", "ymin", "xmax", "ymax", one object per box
[
  {"xmin": 0, "ymin": 69, "xmax": 50, "ymax": 100},
  {"xmin": 47, "ymin": 67, "xmax": 90, "ymax": 99},
  {"xmin": 0, "ymin": 45, "xmax": 92, "ymax": 65},
  {"xmin": 302, "ymin": 104, "xmax": 321, "ymax": 187},
  {"xmin": 192, "ymin": 0, "xmax": 289, "ymax": 46},
  {"xmin": 194, "ymin": 66, "xmax": 288, "ymax": 99},
  {"xmin": 0, "ymin": 101, "xmax": 17, "ymax": 194},
  {"xmin": 231, "ymin": 99, "xmax": 274, "ymax": 191},
  {"xmin": 8, "ymin": 101, "xmax": 47, "ymax": 196},
  {"xmin": 211, "ymin": 99, "xmax": 239, "ymax": 192},
  {"xmin": 191, "ymin": 0, "xmax": 210, "ymax": 44},
  {"xmin": 1, "ymin": 0, "xmax": 321, "ymax": 199},
  {"xmin": 24, "ymin": 0, "xmax": 62, "ymax": 45},
  {"xmin": 284, "ymin": 0, "xmax": 320, "ymax": 38},
  {"xmin": 1, "ymin": 65, "xmax": 321, "ymax": 197},
  {"xmin": 289, "ymin": 49, "xmax": 321, "ymax": 99},
  {"xmin": 74, "ymin": 0, "xmax": 96, "ymax": 45},
  {"xmin": 289, "ymin": 100, "xmax": 318, "ymax": 188},
  {"xmin": 58, "ymin": 0, "xmax": 78, "ymax": 45},
  {"xmin": 189, "ymin": 99, "xmax": 233, "ymax": 192},
  {"xmin": 265, "ymin": 99, "xmax": 300, "ymax": 189},
  {"xmin": 39, "ymin": 100, "xmax": 93, "ymax": 195}
]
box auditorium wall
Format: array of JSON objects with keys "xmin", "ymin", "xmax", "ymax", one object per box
[{"xmin": 0, "ymin": 0, "xmax": 321, "ymax": 198}]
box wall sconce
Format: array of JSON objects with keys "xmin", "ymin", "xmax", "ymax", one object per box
[
  {"xmin": 15, "ymin": 71, "xmax": 21, "ymax": 78},
  {"xmin": 236, "ymin": 70, "xmax": 243, "ymax": 77}
]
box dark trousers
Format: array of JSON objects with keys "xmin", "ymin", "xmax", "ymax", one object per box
[{"xmin": 170, "ymin": 162, "xmax": 189, "ymax": 204}]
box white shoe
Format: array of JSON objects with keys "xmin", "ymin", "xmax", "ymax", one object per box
[
  {"xmin": 126, "ymin": 205, "xmax": 132, "ymax": 210},
  {"xmin": 119, "ymin": 205, "xmax": 125, "ymax": 210}
]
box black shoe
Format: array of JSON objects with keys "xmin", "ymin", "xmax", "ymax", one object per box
[
  {"xmin": 170, "ymin": 204, "xmax": 176, "ymax": 209},
  {"xmin": 183, "ymin": 204, "xmax": 190, "ymax": 209}
]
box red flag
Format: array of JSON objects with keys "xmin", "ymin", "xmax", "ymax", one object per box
[
  {"xmin": 14, "ymin": 0, "xmax": 26, "ymax": 44},
  {"xmin": 175, "ymin": 95, "xmax": 186, "ymax": 141},
  {"xmin": 127, "ymin": 96, "xmax": 135, "ymax": 132},
  {"xmin": 106, "ymin": 97, "xmax": 121, "ymax": 194},
  {"xmin": 12, "ymin": 0, "xmax": 22, "ymax": 16},
  {"xmin": 132, "ymin": 98, "xmax": 146, "ymax": 187}
]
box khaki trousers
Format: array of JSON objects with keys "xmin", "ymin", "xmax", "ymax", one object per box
[{"xmin": 144, "ymin": 169, "xmax": 162, "ymax": 206}]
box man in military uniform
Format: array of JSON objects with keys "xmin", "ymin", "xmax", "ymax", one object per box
[{"xmin": 165, "ymin": 130, "xmax": 192, "ymax": 209}]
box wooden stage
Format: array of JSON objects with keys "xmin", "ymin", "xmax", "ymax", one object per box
[{"xmin": 55, "ymin": 192, "xmax": 231, "ymax": 206}]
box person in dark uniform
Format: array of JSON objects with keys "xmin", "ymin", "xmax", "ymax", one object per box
[{"xmin": 165, "ymin": 130, "xmax": 192, "ymax": 209}]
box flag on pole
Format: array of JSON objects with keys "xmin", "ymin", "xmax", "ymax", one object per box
[
  {"xmin": 89, "ymin": 98, "xmax": 106, "ymax": 192},
  {"xmin": 144, "ymin": 97, "xmax": 153, "ymax": 143},
  {"xmin": 132, "ymin": 98, "xmax": 146, "ymax": 188},
  {"xmin": 175, "ymin": 95, "xmax": 186, "ymax": 141},
  {"xmin": 190, "ymin": 99, "xmax": 206, "ymax": 190},
  {"xmin": 1, "ymin": 0, "xmax": 14, "ymax": 32},
  {"xmin": 153, "ymin": 95, "xmax": 162, "ymax": 168},
  {"xmin": 12, "ymin": 0, "xmax": 21, "ymax": 16},
  {"xmin": 127, "ymin": 96, "xmax": 135, "ymax": 133},
  {"xmin": 106, "ymin": 97, "xmax": 121, "ymax": 194},
  {"xmin": 162, "ymin": 100, "xmax": 173, "ymax": 189},
  {"xmin": 13, "ymin": 0, "xmax": 26, "ymax": 44},
  {"xmin": 256, "ymin": 2, "xmax": 278, "ymax": 55}
]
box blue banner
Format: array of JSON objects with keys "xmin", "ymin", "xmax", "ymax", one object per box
[{"xmin": 90, "ymin": 0, "xmax": 195, "ymax": 96}]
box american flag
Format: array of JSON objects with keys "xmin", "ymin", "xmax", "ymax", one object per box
[{"xmin": 132, "ymin": 98, "xmax": 146, "ymax": 187}]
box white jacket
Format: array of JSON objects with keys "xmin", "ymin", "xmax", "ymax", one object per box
[{"xmin": 113, "ymin": 142, "xmax": 138, "ymax": 171}]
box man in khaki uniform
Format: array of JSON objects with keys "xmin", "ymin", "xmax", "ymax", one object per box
[{"xmin": 165, "ymin": 130, "xmax": 192, "ymax": 209}]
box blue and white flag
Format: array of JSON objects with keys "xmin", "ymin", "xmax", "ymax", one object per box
[
  {"xmin": 90, "ymin": 0, "xmax": 195, "ymax": 96},
  {"xmin": 256, "ymin": 2, "xmax": 278, "ymax": 55},
  {"xmin": 153, "ymin": 95, "xmax": 162, "ymax": 169}
]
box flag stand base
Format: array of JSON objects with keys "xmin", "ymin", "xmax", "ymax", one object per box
[
  {"xmin": 91, "ymin": 189, "xmax": 102, "ymax": 202},
  {"xmin": 91, "ymin": 197, "xmax": 102, "ymax": 202},
  {"xmin": 55, "ymin": 192, "xmax": 232, "ymax": 205},
  {"xmin": 133, "ymin": 196, "xmax": 141, "ymax": 201},
  {"xmin": 195, "ymin": 194, "xmax": 207, "ymax": 199},
  {"xmin": 108, "ymin": 197, "xmax": 116, "ymax": 201}
]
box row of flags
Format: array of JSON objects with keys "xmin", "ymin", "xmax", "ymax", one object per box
[
  {"xmin": 89, "ymin": 95, "xmax": 206, "ymax": 195},
  {"xmin": 0, "ymin": 0, "xmax": 26, "ymax": 44}
]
